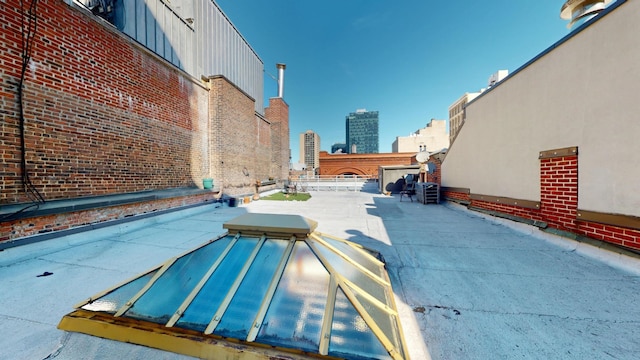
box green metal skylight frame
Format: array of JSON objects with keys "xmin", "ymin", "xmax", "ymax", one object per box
[{"xmin": 58, "ymin": 213, "xmax": 409, "ymax": 360}]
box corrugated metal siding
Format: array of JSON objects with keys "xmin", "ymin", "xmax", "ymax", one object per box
[
  {"xmin": 194, "ymin": 0, "xmax": 264, "ymax": 113},
  {"xmin": 112, "ymin": 0, "xmax": 264, "ymax": 113}
]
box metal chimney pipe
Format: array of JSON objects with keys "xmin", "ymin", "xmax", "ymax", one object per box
[{"xmin": 276, "ymin": 63, "xmax": 286, "ymax": 98}]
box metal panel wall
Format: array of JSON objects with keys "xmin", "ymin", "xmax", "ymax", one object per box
[
  {"xmin": 195, "ymin": 0, "xmax": 264, "ymax": 113},
  {"xmin": 111, "ymin": 0, "xmax": 264, "ymax": 113}
]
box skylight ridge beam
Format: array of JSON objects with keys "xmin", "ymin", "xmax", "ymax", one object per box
[
  {"xmin": 204, "ymin": 235, "xmax": 267, "ymax": 334},
  {"xmin": 246, "ymin": 236, "xmax": 296, "ymax": 342},
  {"xmin": 319, "ymin": 274, "xmax": 338, "ymax": 355},
  {"xmin": 166, "ymin": 233, "xmax": 241, "ymax": 327}
]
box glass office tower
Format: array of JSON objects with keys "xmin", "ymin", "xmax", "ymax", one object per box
[{"xmin": 345, "ymin": 109, "xmax": 379, "ymax": 154}]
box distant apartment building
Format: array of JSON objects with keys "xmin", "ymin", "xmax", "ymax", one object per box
[
  {"xmin": 331, "ymin": 143, "xmax": 347, "ymax": 154},
  {"xmin": 346, "ymin": 109, "xmax": 379, "ymax": 154},
  {"xmin": 299, "ymin": 130, "xmax": 321, "ymax": 173},
  {"xmin": 449, "ymin": 70, "xmax": 508, "ymax": 145},
  {"xmin": 392, "ymin": 119, "xmax": 449, "ymax": 153},
  {"xmin": 448, "ymin": 92, "xmax": 480, "ymax": 145}
]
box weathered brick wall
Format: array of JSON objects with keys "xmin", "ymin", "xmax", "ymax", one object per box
[
  {"xmin": 424, "ymin": 158, "xmax": 442, "ymax": 185},
  {"xmin": 264, "ymin": 98, "xmax": 290, "ymax": 181},
  {"xmin": 209, "ymin": 76, "xmax": 257, "ymax": 195},
  {"xmin": 1, "ymin": 1, "xmax": 209, "ymax": 205},
  {"xmin": 0, "ymin": 193, "xmax": 219, "ymax": 242}
]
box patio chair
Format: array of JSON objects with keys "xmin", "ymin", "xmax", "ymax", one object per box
[{"xmin": 400, "ymin": 174, "xmax": 417, "ymax": 202}]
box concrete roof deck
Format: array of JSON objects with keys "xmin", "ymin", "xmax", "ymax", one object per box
[{"xmin": 2, "ymin": 182, "xmax": 640, "ymax": 359}]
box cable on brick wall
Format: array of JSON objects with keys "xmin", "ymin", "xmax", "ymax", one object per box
[{"xmin": 1, "ymin": 0, "xmax": 46, "ymax": 222}]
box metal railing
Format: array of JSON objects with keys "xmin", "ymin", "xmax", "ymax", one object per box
[{"xmin": 288, "ymin": 175, "xmax": 374, "ymax": 192}]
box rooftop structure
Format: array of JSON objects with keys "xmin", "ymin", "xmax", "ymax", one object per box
[{"xmin": 561, "ymin": 0, "xmax": 613, "ymax": 29}]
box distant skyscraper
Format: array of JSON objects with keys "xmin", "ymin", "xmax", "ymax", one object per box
[
  {"xmin": 345, "ymin": 109, "xmax": 379, "ymax": 154},
  {"xmin": 299, "ymin": 130, "xmax": 320, "ymax": 172}
]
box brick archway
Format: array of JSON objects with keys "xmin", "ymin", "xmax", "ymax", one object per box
[
  {"xmin": 333, "ymin": 167, "xmax": 367, "ymax": 176},
  {"xmin": 318, "ymin": 151, "xmax": 416, "ymax": 178}
]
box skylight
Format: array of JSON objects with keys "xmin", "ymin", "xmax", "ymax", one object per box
[{"xmin": 58, "ymin": 213, "xmax": 408, "ymax": 360}]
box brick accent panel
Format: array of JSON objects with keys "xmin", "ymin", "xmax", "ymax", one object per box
[
  {"xmin": 0, "ymin": 193, "xmax": 219, "ymax": 242},
  {"xmin": 470, "ymin": 199, "xmax": 544, "ymax": 222},
  {"xmin": 576, "ymin": 222, "xmax": 640, "ymax": 250},
  {"xmin": 442, "ymin": 190, "xmax": 470, "ymax": 203},
  {"xmin": 540, "ymin": 156, "xmax": 579, "ymax": 231},
  {"xmin": 1, "ymin": 1, "xmax": 209, "ymax": 204}
]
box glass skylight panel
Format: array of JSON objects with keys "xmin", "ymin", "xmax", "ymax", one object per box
[
  {"xmin": 317, "ymin": 234, "xmax": 385, "ymax": 277},
  {"xmin": 256, "ymin": 241, "xmax": 330, "ymax": 352},
  {"xmin": 61, "ymin": 214, "xmax": 409, "ymax": 360},
  {"xmin": 122, "ymin": 237, "xmax": 233, "ymax": 323},
  {"xmin": 350, "ymin": 285, "xmax": 404, "ymax": 359},
  {"xmin": 329, "ymin": 288, "xmax": 392, "ymax": 360},
  {"xmin": 309, "ymin": 237, "xmax": 389, "ymax": 304},
  {"xmin": 214, "ymin": 239, "xmax": 289, "ymax": 339},
  {"xmin": 81, "ymin": 270, "xmax": 158, "ymax": 314},
  {"xmin": 175, "ymin": 237, "xmax": 259, "ymax": 331}
]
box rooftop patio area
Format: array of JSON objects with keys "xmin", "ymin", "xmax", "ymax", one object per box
[{"xmin": 1, "ymin": 182, "xmax": 640, "ymax": 359}]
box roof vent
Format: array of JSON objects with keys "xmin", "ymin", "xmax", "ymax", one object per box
[{"xmin": 560, "ymin": 0, "xmax": 613, "ymax": 29}]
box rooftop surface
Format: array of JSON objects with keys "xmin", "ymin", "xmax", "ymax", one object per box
[{"xmin": 2, "ymin": 183, "xmax": 640, "ymax": 359}]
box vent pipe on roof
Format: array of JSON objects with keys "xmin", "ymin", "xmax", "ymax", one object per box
[
  {"xmin": 560, "ymin": 0, "xmax": 612, "ymax": 29},
  {"xmin": 276, "ymin": 63, "xmax": 286, "ymax": 98}
]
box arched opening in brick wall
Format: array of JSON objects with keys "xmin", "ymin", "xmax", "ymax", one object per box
[{"xmin": 330, "ymin": 167, "xmax": 367, "ymax": 176}]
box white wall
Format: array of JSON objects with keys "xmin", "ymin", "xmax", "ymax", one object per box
[
  {"xmin": 442, "ymin": 0, "xmax": 640, "ymax": 217},
  {"xmin": 394, "ymin": 120, "xmax": 449, "ymax": 153}
]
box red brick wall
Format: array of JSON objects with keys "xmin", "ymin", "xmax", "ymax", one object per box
[
  {"xmin": 1, "ymin": 1, "xmax": 208, "ymax": 204},
  {"xmin": 318, "ymin": 151, "xmax": 415, "ymax": 178},
  {"xmin": 424, "ymin": 158, "xmax": 442, "ymax": 185},
  {"xmin": 0, "ymin": 193, "xmax": 219, "ymax": 242},
  {"xmin": 442, "ymin": 190, "xmax": 470, "ymax": 203},
  {"xmin": 470, "ymin": 199, "xmax": 544, "ymax": 222},
  {"xmin": 209, "ymin": 76, "xmax": 257, "ymax": 195},
  {"xmin": 264, "ymin": 98, "xmax": 290, "ymax": 181},
  {"xmin": 540, "ymin": 155, "xmax": 578, "ymax": 231},
  {"xmin": 443, "ymin": 152, "xmax": 640, "ymax": 252},
  {"xmin": 576, "ymin": 222, "xmax": 640, "ymax": 250}
]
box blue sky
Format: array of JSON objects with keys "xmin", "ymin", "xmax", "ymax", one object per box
[{"xmin": 215, "ymin": 0, "xmax": 570, "ymax": 162}]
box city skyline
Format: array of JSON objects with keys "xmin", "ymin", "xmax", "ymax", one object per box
[{"xmin": 216, "ymin": 1, "xmax": 571, "ymax": 161}]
